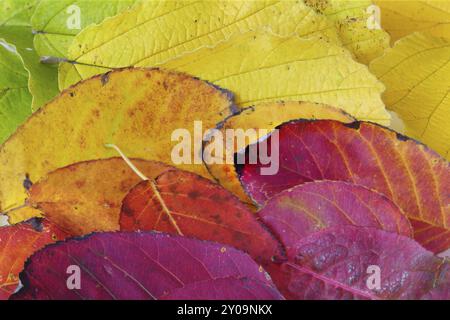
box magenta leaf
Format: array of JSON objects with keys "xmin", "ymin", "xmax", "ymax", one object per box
[
  {"xmin": 259, "ymin": 181, "xmax": 412, "ymax": 258},
  {"xmin": 281, "ymin": 225, "xmax": 449, "ymax": 300},
  {"xmin": 12, "ymin": 232, "xmax": 284, "ymax": 300}
]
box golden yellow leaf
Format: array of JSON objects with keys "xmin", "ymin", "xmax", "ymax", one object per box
[
  {"xmin": 370, "ymin": 32, "xmax": 450, "ymax": 159},
  {"xmin": 0, "ymin": 68, "xmax": 234, "ymax": 217},
  {"xmin": 375, "ymin": 0, "xmax": 450, "ymax": 42},
  {"xmin": 203, "ymin": 101, "xmax": 354, "ymax": 204},
  {"xmin": 305, "ymin": 0, "xmax": 391, "ymax": 64},
  {"xmin": 58, "ymin": 0, "xmax": 340, "ymax": 89},
  {"xmin": 162, "ymin": 31, "xmax": 390, "ymax": 124}
]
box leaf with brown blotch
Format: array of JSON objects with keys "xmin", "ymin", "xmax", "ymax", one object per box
[
  {"xmin": 120, "ymin": 169, "xmax": 284, "ymax": 267},
  {"xmin": 203, "ymin": 101, "xmax": 354, "ymax": 205},
  {"xmin": 0, "ymin": 68, "xmax": 235, "ymax": 223},
  {"xmin": 0, "ymin": 218, "xmax": 68, "ymax": 300},
  {"xmin": 15, "ymin": 158, "xmax": 172, "ymax": 235},
  {"xmin": 13, "ymin": 232, "xmax": 284, "ymax": 300},
  {"xmin": 238, "ymin": 120, "xmax": 450, "ymax": 253},
  {"xmin": 259, "ymin": 181, "xmax": 412, "ymax": 258},
  {"xmin": 279, "ymin": 226, "xmax": 450, "ymax": 300}
]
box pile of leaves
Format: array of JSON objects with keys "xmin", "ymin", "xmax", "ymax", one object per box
[{"xmin": 0, "ymin": 0, "xmax": 449, "ymax": 300}]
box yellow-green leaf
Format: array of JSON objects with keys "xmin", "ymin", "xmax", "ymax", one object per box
[
  {"xmin": 375, "ymin": 0, "xmax": 450, "ymax": 42},
  {"xmin": 161, "ymin": 31, "xmax": 390, "ymax": 124},
  {"xmin": 0, "ymin": 42, "xmax": 32, "ymax": 144},
  {"xmin": 0, "ymin": 0, "xmax": 59, "ymax": 110},
  {"xmin": 305, "ymin": 0, "xmax": 391, "ymax": 64},
  {"xmin": 32, "ymin": 0, "xmax": 137, "ymax": 58},
  {"xmin": 58, "ymin": 0, "xmax": 341, "ymax": 89},
  {"xmin": 370, "ymin": 32, "xmax": 450, "ymax": 159}
]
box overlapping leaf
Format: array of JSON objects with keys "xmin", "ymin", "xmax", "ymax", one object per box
[
  {"xmin": 280, "ymin": 226, "xmax": 449, "ymax": 299},
  {"xmin": 370, "ymin": 32, "xmax": 450, "ymax": 160},
  {"xmin": 31, "ymin": 0, "xmax": 136, "ymax": 58},
  {"xmin": 304, "ymin": 0, "xmax": 390, "ymax": 64},
  {"xmin": 238, "ymin": 120, "xmax": 450, "ymax": 253},
  {"xmin": 204, "ymin": 101, "xmax": 354, "ymax": 204},
  {"xmin": 375, "ymin": 0, "xmax": 450, "ymax": 42},
  {"xmin": 161, "ymin": 31, "xmax": 389, "ymax": 124},
  {"xmin": 11, "ymin": 158, "xmax": 172, "ymax": 234},
  {"xmin": 0, "ymin": 43, "xmax": 31, "ymax": 144},
  {"xmin": 259, "ymin": 181, "xmax": 412, "ymax": 258},
  {"xmin": 0, "ymin": 68, "xmax": 234, "ymax": 222},
  {"xmin": 0, "ymin": 0, "xmax": 59, "ymax": 109},
  {"xmin": 0, "ymin": 219, "xmax": 67, "ymax": 299},
  {"xmin": 58, "ymin": 0, "xmax": 341, "ymax": 89},
  {"xmin": 13, "ymin": 232, "xmax": 284, "ymax": 300},
  {"xmin": 120, "ymin": 169, "xmax": 283, "ymax": 266}
]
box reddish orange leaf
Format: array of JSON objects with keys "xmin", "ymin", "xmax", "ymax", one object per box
[
  {"xmin": 0, "ymin": 219, "xmax": 67, "ymax": 300},
  {"xmin": 120, "ymin": 170, "xmax": 284, "ymax": 266}
]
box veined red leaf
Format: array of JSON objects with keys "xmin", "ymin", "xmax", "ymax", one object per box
[
  {"xmin": 281, "ymin": 226, "xmax": 449, "ymax": 300},
  {"xmin": 120, "ymin": 170, "xmax": 283, "ymax": 266},
  {"xmin": 0, "ymin": 219, "xmax": 67, "ymax": 299},
  {"xmin": 13, "ymin": 232, "xmax": 284, "ymax": 300},
  {"xmin": 238, "ymin": 120, "xmax": 450, "ymax": 253},
  {"xmin": 259, "ymin": 181, "xmax": 412, "ymax": 258}
]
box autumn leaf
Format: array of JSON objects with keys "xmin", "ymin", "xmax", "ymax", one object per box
[
  {"xmin": 259, "ymin": 181, "xmax": 412, "ymax": 258},
  {"xmin": 375, "ymin": 0, "xmax": 450, "ymax": 43},
  {"xmin": 58, "ymin": 0, "xmax": 340, "ymax": 89},
  {"xmin": 0, "ymin": 42, "xmax": 31, "ymax": 144},
  {"xmin": 8, "ymin": 158, "xmax": 173, "ymax": 234},
  {"xmin": 279, "ymin": 225, "xmax": 449, "ymax": 299},
  {"xmin": 31, "ymin": 0, "xmax": 136, "ymax": 58},
  {"xmin": 0, "ymin": 218, "xmax": 67, "ymax": 300},
  {"xmin": 161, "ymin": 31, "xmax": 389, "ymax": 124},
  {"xmin": 13, "ymin": 232, "xmax": 284, "ymax": 300},
  {"xmin": 120, "ymin": 169, "xmax": 283, "ymax": 267},
  {"xmin": 370, "ymin": 32, "xmax": 450, "ymax": 160},
  {"xmin": 0, "ymin": 68, "xmax": 234, "ymax": 222},
  {"xmin": 0, "ymin": 0, "xmax": 59, "ymax": 110},
  {"xmin": 238, "ymin": 120, "xmax": 450, "ymax": 253},
  {"xmin": 304, "ymin": 0, "xmax": 391, "ymax": 64},
  {"xmin": 204, "ymin": 101, "xmax": 354, "ymax": 204}
]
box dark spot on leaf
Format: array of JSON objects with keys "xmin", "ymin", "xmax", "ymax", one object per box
[
  {"xmin": 343, "ymin": 122, "xmax": 361, "ymax": 130},
  {"xmin": 23, "ymin": 173, "xmax": 33, "ymax": 191}
]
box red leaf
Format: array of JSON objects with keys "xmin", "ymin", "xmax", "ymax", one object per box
[
  {"xmin": 0, "ymin": 219, "xmax": 68, "ymax": 299},
  {"xmin": 12, "ymin": 232, "xmax": 284, "ymax": 300},
  {"xmin": 259, "ymin": 181, "xmax": 412, "ymax": 257},
  {"xmin": 120, "ymin": 170, "xmax": 283, "ymax": 266},
  {"xmin": 238, "ymin": 120, "xmax": 450, "ymax": 253},
  {"xmin": 280, "ymin": 226, "xmax": 449, "ymax": 300}
]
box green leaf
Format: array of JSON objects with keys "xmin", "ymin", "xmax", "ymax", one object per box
[
  {"xmin": 0, "ymin": 42, "xmax": 32, "ymax": 143},
  {"xmin": 31, "ymin": 0, "xmax": 137, "ymax": 58},
  {"xmin": 0, "ymin": 0, "xmax": 59, "ymax": 110}
]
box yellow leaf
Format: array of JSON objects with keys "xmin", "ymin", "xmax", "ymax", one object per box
[
  {"xmin": 58, "ymin": 0, "xmax": 340, "ymax": 89},
  {"xmin": 203, "ymin": 101, "xmax": 354, "ymax": 204},
  {"xmin": 162, "ymin": 31, "xmax": 390, "ymax": 124},
  {"xmin": 0, "ymin": 68, "xmax": 234, "ymax": 216},
  {"xmin": 370, "ymin": 32, "xmax": 450, "ymax": 159},
  {"xmin": 304, "ymin": 0, "xmax": 391, "ymax": 64},
  {"xmin": 375, "ymin": 0, "xmax": 450, "ymax": 42}
]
